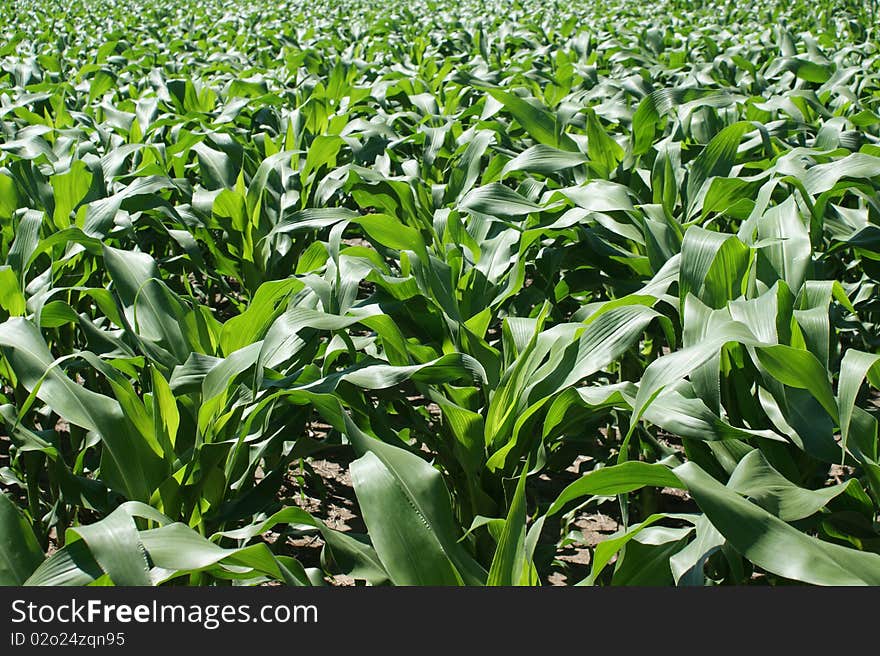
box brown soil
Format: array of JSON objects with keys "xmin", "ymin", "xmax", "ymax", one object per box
[
  {"xmin": 277, "ymin": 439, "xmax": 705, "ymax": 586},
  {"xmin": 278, "ymin": 453, "xmax": 365, "ymax": 586}
]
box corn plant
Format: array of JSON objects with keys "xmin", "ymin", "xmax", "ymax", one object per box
[{"xmin": 1, "ymin": 0, "xmax": 880, "ymax": 586}]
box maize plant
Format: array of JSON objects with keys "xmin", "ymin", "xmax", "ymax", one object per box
[{"xmin": 1, "ymin": 0, "xmax": 880, "ymax": 586}]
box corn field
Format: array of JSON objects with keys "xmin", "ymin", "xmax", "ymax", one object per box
[{"xmin": 1, "ymin": 0, "xmax": 880, "ymax": 586}]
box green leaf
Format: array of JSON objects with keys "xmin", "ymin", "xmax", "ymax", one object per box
[
  {"xmin": 66, "ymin": 505, "xmax": 152, "ymax": 586},
  {"xmin": 193, "ymin": 142, "xmax": 237, "ymax": 190},
  {"xmin": 501, "ymin": 144, "xmax": 587, "ymax": 177},
  {"xmin": 756, "ymin": 197, "xmax": 810, "ymax": 292},
  {"xmin": 755, "ymin": 345, "xmax": 838, "ymax": 421},
  {"xmin": 0, "ymin": 266, "xmax": 26, "ymax": 315},
  {"xmin": 548, "ymin": 462, "xmax": 683, "ymax": 515},
  {"xmin": 347, "ymin": 417, "xmax": 486, "ymax": 585},
  {"xmin": 674, "ymin": 462, "xmax": 880, "ymax": 585},
  {"xmin": 611, "ymin": 528, "xmax": 690, "ymax": 586},
  {"xmin": 838, "ymin": 349, "xmax": 880, "ymax": 455},
  {"xmin": 802, "ymin": 152, "xmax": 880, "ymax": 195},
  {"xmin": 727, "ymin": 450, "xmax": 853, "ymax": 521},
  {"xmin": 632, "ymin": 88, "xmax": 730, "ymax": 155},
  {"xmin": 0, "ymin": 173, "xmax": 20, "ymax": 219},
  {"xmin": 487, "ymin": 462, "xmax": 532, "ymax": 586},
  {"xmin": 578, "ymin": 514, "xmax": 670, "ymax": 585},
  {"xmin": 0, "ymin": 493, "xmax": 44, "ymax": 585},
  {"xmin": 219, "ymin": 278, "xmax": 303, "ymax": 355},
  {"xmin": 0, "ymin": 318, "xmax": 165, "ymax": 501},
  {"xmin": 484, "ymin": 88, "xmax": 577, "ymax": 151},
  {"xmin": 585, "ymin": 109, "xmax": 624, "ymax": 178},
  {"xmin": 50, "ymin": 161, "xmax": 92, "ymax": 229},
  {"xmin": 460, "ymin": 182, "xmax": 545, "ymax": 217},
  {"xmin": 103, "ymin": 245, "xmax": 192, "ymax": 366},
  {"xmin": 686, "ymin": 121, "xmax": 750, "ymax": 217},
  {"xmin": 680, "ymin": 227, "xmax": 751, "ymax": 310},
  {"xmin": 354, "ymin": 213, "xmax": 428, "ymax": 257}
]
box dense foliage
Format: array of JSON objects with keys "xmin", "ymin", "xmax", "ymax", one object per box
[{"xmin": 1, "ymin": 0, "xmax": 880, "ymax": 586}]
